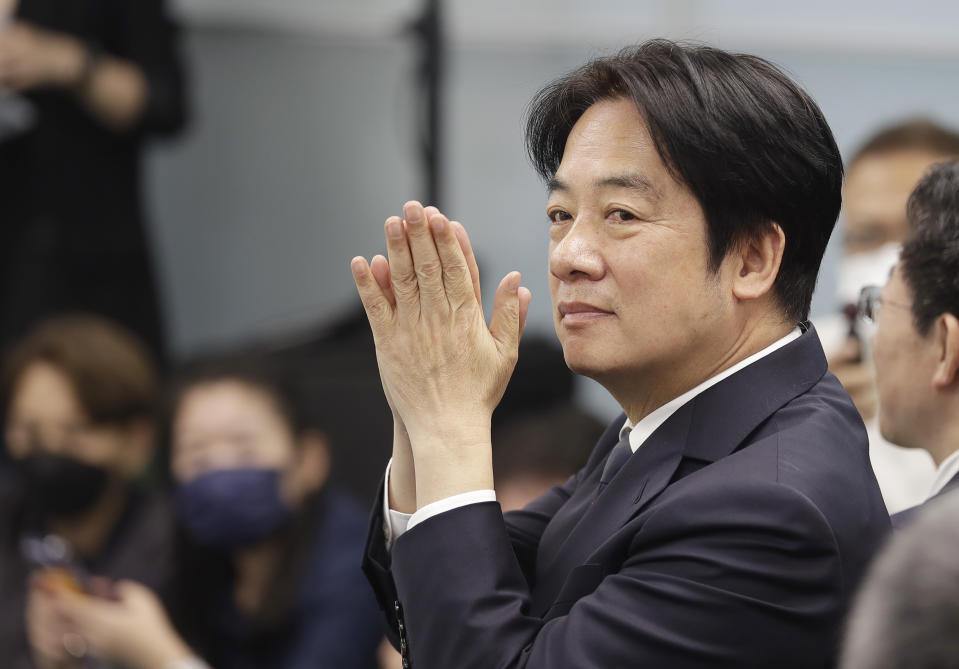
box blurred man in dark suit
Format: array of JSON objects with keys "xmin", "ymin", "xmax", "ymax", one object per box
[
  {"xmin": 826, "ymin": 119, "xmax": 959, "ymax": 512},
  {"xmin": 859, "ymin": 160, "xmax": 959, "ymax": 528}
]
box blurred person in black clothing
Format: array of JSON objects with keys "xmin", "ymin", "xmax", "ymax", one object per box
[
  {"xmin": 492, "ymin": 402, "xmax": 604, "ymax": 512},
  {"xmin": 0, "ymin": 314, "xmax": 170, "ymax": 669},
  {"xmin": 0, "ymin": 0, "xmax": 189, "ymax": 362}
]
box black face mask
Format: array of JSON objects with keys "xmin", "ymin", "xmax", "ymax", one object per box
[{"xmin": 16, "ymin": 452, "xmax": 111, "ymax": 519}]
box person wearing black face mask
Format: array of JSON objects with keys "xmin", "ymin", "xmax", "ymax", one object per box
[
  {"xmin": 46, "ymin": 354, "xmax": 382, "ymax": 669},
  {"xmin": 16, "ymin": 447, "xmax": 112, "ymax": 519},
  {"xmin": 0, "ymin": 314, "xmax": 170, "ymax": 669}
]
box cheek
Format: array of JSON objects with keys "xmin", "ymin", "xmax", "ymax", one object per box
[{"xmin": 872, "ymin": 323, "xmax": 901, "ymax": 376}]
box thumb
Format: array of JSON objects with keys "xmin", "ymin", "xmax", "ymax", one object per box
[{"xmin": 489, "ymin": 272, "xmax": 524, "ymax": 353}]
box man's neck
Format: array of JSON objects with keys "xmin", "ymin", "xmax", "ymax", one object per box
[
  {"xmin": 923, "ymin": 402, "xmax": 959, "ymax": 467},
  {"xmin": 615, "ymin": 319, "xmax": 796, "ymax": 423},
  {"xmin": 46, "ymin": 479, "xmax": 128, "ymax": 559}
]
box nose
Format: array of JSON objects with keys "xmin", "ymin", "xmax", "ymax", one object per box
[{"xmin": 549, "ymin": 217, "xmax": 605, "ymax": 283}]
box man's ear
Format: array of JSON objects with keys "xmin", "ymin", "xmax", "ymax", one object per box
[
  {"xmin": 730, "ymin": 223, "xmax": 785, "ymax": 302},
  {"xmin": 932, "ymin": 313, "xmax": 959, "ymax": 390},
  {"xmin": 119, "ymin": 418, "xmax": 155, "ymax": 478}
]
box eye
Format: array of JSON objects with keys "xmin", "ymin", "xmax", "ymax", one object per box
[
  {"xmin": 547, "ymin": 209, "xmax": 572, "ymax": 224},
  {"xmin": 607, "ymin": 209, "xmax": 637, "ymax": 223}
]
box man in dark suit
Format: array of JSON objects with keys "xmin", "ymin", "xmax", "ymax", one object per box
[
  {"xmin": 351, "ymin": 40, "xmax": 890, "ymax": 668},
  {"xmin": 864, "ymin": 160, "xmax": 959, "ymax": 529}
]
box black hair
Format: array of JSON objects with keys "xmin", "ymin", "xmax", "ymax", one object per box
[
  {"xmin": 525, "ymin": 39, "xmax": 843, "ymax": 322},
  {"xmin": 168, "ymin": 351, "xmax": 308, "ymax": 437},
  {"xmin": 900, "ymin": 160, "xmax": 959, "ymax": 334}
]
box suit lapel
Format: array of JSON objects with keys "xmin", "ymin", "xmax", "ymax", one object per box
[
  {"xmin": 531, "ymin": 406, "xmax": 692, "ymax": 614},
  {"xmin": 680, "ymin": 324, "xmax": 826, "ymax": 464}
]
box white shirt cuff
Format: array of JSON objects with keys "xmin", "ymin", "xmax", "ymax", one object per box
[
  {"xmin": 382, "ymin": 458, "xmax": 495, "ymax": 549},
  {"xmin": 407, "ymin": 489, "xmax": 497, "ymax": 531},
  {"xmin": 382, "ymin": 459, "xmax": 410, "ymax": 550}
]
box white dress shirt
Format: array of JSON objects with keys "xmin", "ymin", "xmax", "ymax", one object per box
[
  {"xmin": 927, "ymin": 448, "xmax": 959, "ymax": 499},
  {"xmin": 384, "ymin": 328, "xmax": 802, "ymax": 548}
]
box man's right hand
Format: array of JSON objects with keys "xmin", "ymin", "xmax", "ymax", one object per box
[{"xmin": 369, "ymin": 205, "xmax": 485, "ymax": 515}]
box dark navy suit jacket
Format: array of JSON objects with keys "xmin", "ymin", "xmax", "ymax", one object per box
[{"xmin": 363, "ymin": 326, "xmax": 890, "ymax": 668}]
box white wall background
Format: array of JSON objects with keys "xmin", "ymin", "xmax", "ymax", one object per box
[{"xmin": 147, "ymin": 1, "xmax": 959, "ymax": 418}]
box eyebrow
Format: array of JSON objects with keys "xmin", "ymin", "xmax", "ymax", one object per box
[{"xmin": 548, "ymin": 172, "xmax": 661, "ymax": 200}]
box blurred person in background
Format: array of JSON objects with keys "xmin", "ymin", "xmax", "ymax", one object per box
[
  {"xmin": 0, "ymin": 0, "xmax": 189, "ymax": 362},
  {"xmin": 491, "ymin": 402, "xmax": 603, "ymax": 513},
  {"xmin": 0, "ymin": 314, "xmax": 169, "ymax": 669},
  {"xmin": 43, "ymin": 354, "xmax": 382, "ymax": 669},
  {"xmin": 857, "ymin": 160, "xmax": 959, "ymax": 528},
  {"xmin": 824, "ymin": 119, "xmax": 959, "ymax": 512},
  {"xmin": 840, "ymin": 488, "xmax": 959, "ymax": 669}
]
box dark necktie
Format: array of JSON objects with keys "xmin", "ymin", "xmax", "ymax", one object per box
[{"xmin": 595, "ymin": 432, "xmax": 633, "ymax": 498}]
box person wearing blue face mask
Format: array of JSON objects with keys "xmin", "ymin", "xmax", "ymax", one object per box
[
  {"xmin": 166, "ymin": 355, "xmax": 382, "ymax": 669},
  {"xmin": 42, "ymin": 354, "xmax": 383, "ymax": 669}
]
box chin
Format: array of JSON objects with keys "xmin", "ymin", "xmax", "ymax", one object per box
[
  {"xmin": 561, "ymin": 346, "xmax": 614, "ymax": 382},
  {"xmin": 877, "ymin": 413, "xmax": 907, "ymax": 450}
]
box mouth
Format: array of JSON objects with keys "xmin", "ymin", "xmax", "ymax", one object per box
[{"xmin": 557, "ymin": 301, "xmax": 614, "ymax": 324}]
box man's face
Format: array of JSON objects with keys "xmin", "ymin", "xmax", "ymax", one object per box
[
  {"xmin": 546, "ymin": 98, "xmax": 730, "ymax": 407},
  {"xmin": 844, "ymin": 150, "xmax": 945, "ymax": 255},
  {"xmin": 872, "ymin": 264, "xmax": 934, "ymax": 449}
]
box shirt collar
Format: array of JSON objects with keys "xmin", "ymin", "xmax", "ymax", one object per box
[
  {"xmin": 619, "ymin": 328, "xmax": 802, "ymax": 453},
  {"xmin": 928, "ymin": 448, "xmax": 959, "ymax": 499}
]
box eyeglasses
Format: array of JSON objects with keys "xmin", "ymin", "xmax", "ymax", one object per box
[{"xmin": 857, "ymin": 285, "xmax": 912, "ymax": 324}]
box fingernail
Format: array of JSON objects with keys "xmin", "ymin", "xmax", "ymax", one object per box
[
  {"xmin": 508, "ymin": 272, "xmax": 521, "ymax": 293},
  {"xmin": 351, "ymin": 257, "xmax": 367, "ymax": 276},
  {"xmin": 404, "ymin": 202, "xmax": 423, "ymax": 224},
  {"xmin": 386, "ymin": 219, "xmax": 403, "ymax": 239},
  {"xmin": 430, "ymin": 215, "xmax": 448, "ymax": 234}
]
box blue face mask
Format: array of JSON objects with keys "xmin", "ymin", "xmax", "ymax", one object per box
[{"xmin": 176, "ymin": 468, "xmax": 292, "ymax": 549}]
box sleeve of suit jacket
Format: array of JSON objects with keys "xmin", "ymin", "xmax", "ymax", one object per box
[
  {"xmin": 361, "ymin": 416, "xmax": 621, "ymax": 643},
  {"xmin": 398, "ymin": 478, "xmax": 845, "ymax": 669},
  {"xmin": 361, "ymin": 464, "xmax": 584, "ymax": 646}
]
